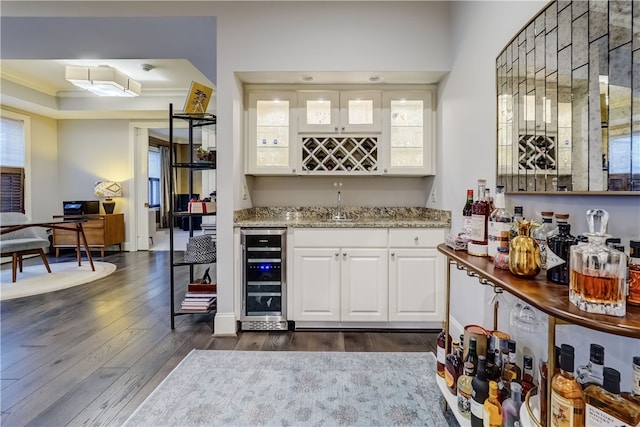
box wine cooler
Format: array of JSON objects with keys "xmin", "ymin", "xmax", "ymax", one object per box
[{"xmin": 240, "ymin": 228, "xmax": 288, "ymax": 331}]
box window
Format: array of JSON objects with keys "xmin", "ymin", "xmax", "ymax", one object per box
[
  {"xmin": 148, "ymin": 148, "xmax": 161, "ymax": 208},
  {"xmin": 1, "ymin": 116, "xmax": 26, "ymax": 212}
]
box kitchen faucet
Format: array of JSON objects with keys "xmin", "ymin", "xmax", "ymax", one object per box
[{"xmin": 333, "ymin": 190, "xmax": 345, "ymax": 220}]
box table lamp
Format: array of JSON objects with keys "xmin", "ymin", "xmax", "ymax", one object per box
[{"xmin": 94, "ymin": 181, "xmax": 122, "ymax": 214}]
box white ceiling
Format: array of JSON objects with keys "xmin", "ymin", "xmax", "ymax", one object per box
[{"xmin": 1, "ymin": 58, "xmax": 215, "ymax": 120}]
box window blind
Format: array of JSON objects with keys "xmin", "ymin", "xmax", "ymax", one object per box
[{"xmin": 1, "ymin": 116, "xmax": 26, "ymax": 213}]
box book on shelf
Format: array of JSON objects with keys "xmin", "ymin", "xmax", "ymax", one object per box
[{"xmin": 188, "ymin": 282, "xmax": 217, "ymax": 293}]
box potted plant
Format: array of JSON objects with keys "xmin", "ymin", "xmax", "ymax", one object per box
[{"xmin": 195, "ymin": 146, "xmax": 211, "ymax": 162}]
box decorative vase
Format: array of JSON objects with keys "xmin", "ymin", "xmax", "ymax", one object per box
[{"xmin": 508, "ymin": 220, "xmax": 541, "ymax": 278}]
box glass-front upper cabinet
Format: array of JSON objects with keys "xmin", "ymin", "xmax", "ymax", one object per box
[
  {"xmin": 298, "ymin": 90, "xmax": 382, "ymax": 133},
  {"xmin": 382, "ymin": 91, "xmax": 435, "ymax": 176},
  {"xmin": 247, "ymin": 92, "xmax": 298, "ymax": 175}
]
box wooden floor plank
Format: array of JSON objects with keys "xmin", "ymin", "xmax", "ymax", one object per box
[{"xmin": 1, "ymin": 250, "xmax": 437, "ymax": 427}]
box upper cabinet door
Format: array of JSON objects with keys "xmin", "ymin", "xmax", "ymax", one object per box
[
  {"xmin": 339, "ymin": 91, "xmax": 382, "ymax": 133},
  {"xmin": 247, "ymin": 92, "xmax": 298, "ymax": 175},
  {"xmin": 297, "ymin": 91, "xmax": 340, "ymax": 133},
  {"xmin": 298, "ymin": 90, "xmax": 382, "ymax": 134},
  {"xmin": 382, "ymin": 91, "xmax": 435, "ymax": 176}
]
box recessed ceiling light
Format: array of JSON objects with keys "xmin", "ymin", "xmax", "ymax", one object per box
[
  {"xmin": 368, "ymin": 75, "xmax": 382, "ymax": 82},
  {"xmin": 300, "ymin": 75, "xmax": 314, "ymax": 82}
]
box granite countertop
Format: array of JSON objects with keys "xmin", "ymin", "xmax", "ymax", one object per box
[{"xmin": 234, "ymin": 207, "xmax": 451, "ymax": 229}]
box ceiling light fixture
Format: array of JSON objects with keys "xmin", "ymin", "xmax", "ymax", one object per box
[{"xmin": 65, "ymin": 65, "xmax": 141, "ymax": 97}]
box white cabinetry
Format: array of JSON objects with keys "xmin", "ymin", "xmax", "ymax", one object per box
[
  {"xmin": 246, "ymin": 91, "xmax": 298, "ymax": 175},
  {"xmin": 298, "ymin": 90, "xmax": 382, "ymax": 133},
  {"xmin": 382, "ymin": 91, "xmax": 435, "ymax": 176},
  {"xmin": 388, "ymin": 228, "xmax": 445, "ymax": 322},
  {"xmin": 292, "ymin": 229, "xmax": 388, "ymax": 323}
]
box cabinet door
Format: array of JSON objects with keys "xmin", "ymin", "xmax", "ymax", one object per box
[
  {"xmin": 382, "ymin": 91, "xmax": 435, "ymax": 176},
  {"xmin": 298, "ymin": 91, "xmax": 340, "ymax": 133},
  {"xmin": 247, "ymin": 91, "xmax": 298, "ymax": 175},
  {"xmin": 292, "ymin": 248, "xmax": 341, "ymax": 321},
  {"xmin": 340, "ymin": 91, "xmax": 382, "ymax": 133},
  {"xmin": 341, "ymin": 248, "xmax": 388, "ymax": 322},
  {"xmin": 388, "ymin": 248, "xmax": 444, "ymax": 322}
]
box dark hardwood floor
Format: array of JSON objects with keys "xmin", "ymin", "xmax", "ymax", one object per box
[{"xmin": 1, "ymin": 250, "xmax": 438, "ymax": 427}]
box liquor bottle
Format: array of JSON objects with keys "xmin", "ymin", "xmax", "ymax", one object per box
[
  {"xmin": 436, "ymin": 322, "xmax": 451, "ymax": 378},
  {"xmin": 471, "ymin": 355, "xmax": 490, "ymax": 427},
  {"xmin": 569, "ymin": 209, "xmax": 627, "ymax": 316},
  {"xmin": 483, "ymin": 380, "xmax": 503, "ymax": 427},
  {"xmin": 541, "ymin": 346, "xmax": 562, "ymax": 426},
  {"xmin": 547, "ymin": 213, "xmax": 578, "ymax": 286},
  {"xmin": 521, "ymin": 355, "xmax": 535, "ymax": 401},
  {"xmin": 509, "ymin": 205, "xmax": 524, "ymax": 241},
  {"xmin": 576, "ymin": 344, "xmax": 605, "ymax": 388},
  {"xmin": 499, "ymin": 347, "xmax": 512, "ymax": 401},
  {"xmin": 469, "ymin": 179, "xmax": 490, "ymax": 257},
  {"xmin": 505, "ymin": 340, "xmax": 522, "ymax": 382},
  {"xmin": 502, "ymin": 381, "xmax": 523, "ymax": 427},
  {"xmin": 445, "ymin": 339, "xmax": 464, "ymax": 395},
  {"xmin": 629, "ymin": 240, "xmax": 640, "ymax": 306},
  {"xmin": 464, "ymin": 337, "xmax": 479, "ymax": 375},
  {"xmin": 462, "ymin": 189, "xmax": 474, "ymax": 237},
  {"xmin": 550, "ymin": 344, "xmax": 585, "ymax": 427},
  {"xmin": 457, "ymin": 361, "xmax": 474, "ymax": 419},
  {"xmin": 533, "ymin": 211, "xmax": 554, "ymax": 270},
  {"xmin": 487, "ymin": 185, "xmax": 512, "ymax": 260},
  {"xmin": 584, "ymin": 367, "xmax": 640, "ymax": 426}
]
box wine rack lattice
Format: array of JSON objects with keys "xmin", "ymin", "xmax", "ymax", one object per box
[
  {"xmin": 518, "ymin": 134, "xmax": 556, "ymax": 170},
  {"xmin": 301, "ymin": 137, "xmax": 378, "ymax": 172}
]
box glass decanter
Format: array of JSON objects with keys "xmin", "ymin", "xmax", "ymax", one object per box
[{"xmin": 569, "ymin": 209, "xmax": 627, "ymax": 317}]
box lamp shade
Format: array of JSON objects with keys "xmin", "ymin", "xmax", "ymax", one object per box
[{"xmin": 95, "ymin": 181, "xmax": 122, "ymax": 198}]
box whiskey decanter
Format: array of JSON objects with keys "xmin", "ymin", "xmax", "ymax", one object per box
[{"xmin": 569, "ymin": 209, "xmax": 627, "ymax": 317}]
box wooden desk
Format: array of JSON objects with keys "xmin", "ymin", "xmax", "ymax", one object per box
[{"xmin": 53, "ymin": 214, "xmax": 124, "ymax": 257}]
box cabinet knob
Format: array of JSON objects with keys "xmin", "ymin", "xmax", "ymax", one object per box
[
  {"xmin": 292, "ymin": 168, "xmax": 296, "ymax": 173},
  {"xmin": 391, "ymin": 252, "xmax": 395, "ymax": 258},
  {"xmin": 334, "ymin": 126, "xmax": 339, "ymax": 132},
  {"xmin": 343, "ymin": 252, "xmax": 347, "ymax": 259},
  {"xmin": 414, "ymin": 236, "xmax": 419, "ymax": 243},
  {"xmin": 384, "ymin": 168, "xmax": 388, "ymax": 173},
  {"xmin": 341, "ymin": 126, "xmax": 345, "ymax": 132},
  {"xmin": 335, "ymin": 252, "xmax": 340, "ymax": 258}
]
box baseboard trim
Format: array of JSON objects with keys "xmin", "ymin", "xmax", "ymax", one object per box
[{"xmin": 213, "ymin": 312, "xmax": 238, "ymax": 336}]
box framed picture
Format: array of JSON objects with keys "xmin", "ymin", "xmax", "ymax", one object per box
[{"xmin": 183, "ymin": 81, "xmax": 214, "ymax": 114}]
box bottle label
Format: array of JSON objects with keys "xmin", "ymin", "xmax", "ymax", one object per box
[
  {"xmin": 488, "ymin": 222, "xmax": 510, "ymax": 257},
  {"xmin": 471, "ymin": 214, "xmax": 486, "ymax": 241},
  {"xmin": 437, "ymin": 346, "xmax": 446, "ymax": 365},
  {"xmin": 457, "ymin": 389, "xmax": 471, "ymax": 414},
  {"xmin": 471, "ymin": 398, "xmax": 484, "ymax": 419},
  {"xmin": 547, "ymin": 248, "xmax": 565, "ymax": 270},
  {"xmin": 586, "ymin": 403, "xmax": 634, "ymax": 427},
  {"xmin": 550, "ymin": 391, "xmax": 580, "ymax": 427}
]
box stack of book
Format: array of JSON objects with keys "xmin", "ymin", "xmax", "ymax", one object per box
[{"xmin": 181, "ymin": 281, "xmax": 217, "ymax": 313}]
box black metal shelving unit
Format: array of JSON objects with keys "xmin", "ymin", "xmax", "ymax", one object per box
[{"xmin": 169, "ymin": 103, "xmax": 217, "ymax": 329}]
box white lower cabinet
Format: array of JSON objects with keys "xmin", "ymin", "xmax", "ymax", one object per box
[
  {"xmin": 291, "ymin": 227, "xmax": 444, "ymax": 326},
  {"xmin": 388, "ymin": 228, "xmax": 446, "ymax": 323}
]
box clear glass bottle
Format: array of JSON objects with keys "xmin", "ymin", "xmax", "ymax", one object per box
[
  {"xmin": 509, "ymin": 205, "xmax": 524, "ymax": 241},
  {"xmin": 576, "ymin": 343, "xmax": 604, "ymax": 389},
  {"xmin": 488, "ymin": 185, "xmax": 512, "ymax": 260},
  {"xmin": 584, "ymin": 367, "xmax": 640, "ymax": 426},
  {"xmin": 551, "ymin": 344, "xmax": 585, "ymax": 427},
  {"xmin": 533, "ymin": 211, "xmax": 554, "ymax": 270},
  {"xmin": 471, "ymin": 355, "xmax": 489, "ymax": 427},
  {"xmin": 457, "ymin": 361, "xmax": 474, "ymax": 419},
  {"xmin": 464, "ymin": 337, "xmax": 479, "ymax": 375},
  {"xmin": 569, "ymin": 209, "xmax": 627, "ymax": 316},
  {"xmin": 629, "ymin": 240, "xmax": 640, "ymax": 306},
  {"xmin": 502, "ymin": 381, "xmax": 522, "ymax": 427},
  {"xmin": 436, "ymin": 322, "xmax": 451, "ymax": 378},
  {"xmin": 483, "ymin": 380, "xmax": 503, "ymax": 427},
  {"xmin": 445, "ymin": 339, "xmax": 464, "ymax": 395},
  {"xmin": 469, "ymin": 179, "xmax": 490, "ymax": 256},
  {"xmin": 547, "ymin": 213, "xmax": 578, "ymax": 286}
]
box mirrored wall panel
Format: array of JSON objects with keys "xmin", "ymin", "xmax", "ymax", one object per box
[{"xmin": 497, "ymin": 0, "xmax": 639, "ymax": 193}]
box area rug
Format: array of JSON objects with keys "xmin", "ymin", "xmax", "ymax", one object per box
[
  {"xmin": 0, "ymin": 261, "xmax": 116, "ymax": 300},
  {"xmin": 124, "ymin": 350, "xmax": 457, "ymax": 427}
]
